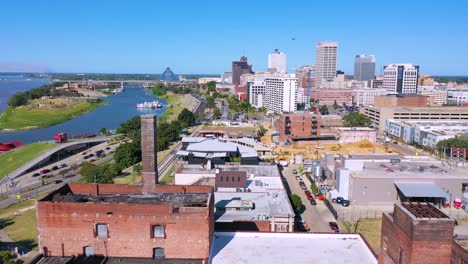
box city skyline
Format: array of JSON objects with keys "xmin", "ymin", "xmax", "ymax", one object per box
[{"xmin": 1, "ymin": 0, "xmax": 467, "ymax": 75}]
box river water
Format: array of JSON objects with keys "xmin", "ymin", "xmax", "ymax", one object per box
[{"xmin": 0, "ymin": 77, "xmax": 166, "ymax": 144}]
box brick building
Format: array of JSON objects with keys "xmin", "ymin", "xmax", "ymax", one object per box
[
  {"xmin": 379, "ymin": 202, "xmax": 468, "ymax": 264},
  {"xmin": 36, "ymin": 114, "xmax": 215, "ymax": 262},
  {"xmin": 310, "ymin": 89, "xmax": 353, "ymax": 106},
  {"xmin": 37, "ymin": 184, "xmax": 214, "ymax": 260},
  {"xmin": 373, "ymin": 94, "xmax": 428, "ymax": 107},
  {"xmin": 276, "ymin": 112, "xmax": 321, "ymax": 141}
]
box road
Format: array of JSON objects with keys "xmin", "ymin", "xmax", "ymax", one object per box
[
  {"xmin": 376, "ymin": 139, "xmax": 425, "ymax": 156},
  {"xmin": 0, "ymin": 135, "xmax": 117, "ymax": 186},
  {"xmin": 281, "ymin": 165, "xmax": 336, "ymax": 233}
]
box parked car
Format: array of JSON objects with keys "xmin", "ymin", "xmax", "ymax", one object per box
[
  {"xmin": 59, "ymin": 163, "xmax": 67, "ymax": 168},
  {"xmin": 54, "ymin": 180, "xmax": 63, "ymax": 184},
  {"xmin": 336, "ymin": 197, "xmax": 344, "ymax": 204},
  {"xmin": 329, "ymin": 222, "xmax": 339, "ymax": 231},
  {"xmin": 293, "ymin": 169, "xmax": 298, "ymax": 174},
  {"xmin": 306, "ymin": 195, "xmax": 314, "ymax": 201},
  {"xmin": 295, "ymin": 176, "xmax": 302, "ymax": 181},
  {"xmin": 51, "ymin": 166, "xmax": 59, "ymax": 171},
  {"xmin": 341, "ymin": 200, "xmax": 350, "ymax": 207},
  {"xmin": 32, "ymin": 172, "xmax": 41, "ymax": 177},
  {"xmin": 297, "ymin": 220, "xmax": 310, "ymax": 232},
  {"xmin": 299, "ymin": 182, "xmax": 307, "ymax": 190},
  {"xmin": 83, "ymin": 155, "xmax": 90, "ymax": 160},
  {"xmin": 310, "ymin": 199, "xmax": 317, "ymax": 205},
  {"xmin": 105, "ymin": 147, "xmax": 111, "ymax": 150},
  {"xmin": 40, "ymin": 169, "xmax": 51, "ymax": 174},
  {"xmin": 304, "ymin": 190, "xmax": 311, "ymax": 196}
]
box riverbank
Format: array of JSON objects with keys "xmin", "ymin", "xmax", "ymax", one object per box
[
  {"xmin": 154, "ymin": 91, "xmax": 199, "ymax": 122},
  {"xmin": 0, "ymin": 98, "xmax": 108, "ymax": 131}
]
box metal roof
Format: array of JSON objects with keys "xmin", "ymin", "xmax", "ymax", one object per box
[{"xmin": 394, "ymin": 182, "xmax": 448, "ymax": 198}]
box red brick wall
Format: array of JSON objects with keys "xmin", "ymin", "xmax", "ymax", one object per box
[
  {"xmin": 379, "ymin": 205, "xmax": 455, "ymax": 264},
  {"xmin": 67, "ymin": 184, "xmax": 213, "ymax": 196},
  {"xmin": 37, "ymin": 200, "xmax": 212, "ymax": 260},
  {"xmin": 277, "ymin": 113, "xmax": 321, "ymax": 141},
  {"xmin": 451, "ymin": 241, "xmax": 468, "ymax": 263}
]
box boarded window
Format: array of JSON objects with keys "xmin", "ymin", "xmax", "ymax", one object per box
[
  {"xmin": 153, "ymin": 225, "xmax": 165, "ymax": 238},
  {"xmin": 96, "ymin": 224, "xmax": 108, "ymax": 237},
  {"xmin": 153, "ymin": 247, "xmax": 165, "ymax": 259},
  {"xmin": 84, "ymin": 246, "xmax": 95, "ymax": 256}
]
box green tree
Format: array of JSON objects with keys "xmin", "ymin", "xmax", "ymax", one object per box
[
  {"xmin": 343, "ymin": 112, "xmax": 372, "ymax": 127},
  {"xmin": 206, "ymin": 81, "xmax": 216, "ymax": 93},
  {"xmin": 290, "ymin": 194, "xmax": 302, "ymax": 213},
  {"xmin": 212, "ymin": 108, "xmax": 222, "ymax": 119},
  {"xmin": 0, "ymin": 250, "xmax": 21, "ymax": 264},
  {"xmin": 8, "ymin": 92, "xmax": 28, "ymax": 107},
  {"xmin": 319, "ymin": 105, "xmax": 329, "ymax": 115},
  {"xmin": 100, "ymin": 128, "xmax": 109, "ymax": 135},
  {"xmin": 178, "ymin": 108, "xmax": 196, "ymax": 127},
  {"xmin": 206, "ymin": 96, "xmax": 216, "ymax": 109},
  {"xmin": 259, "ymin": 125, "xmax": 268, "ymax": 135},
  {"xmin": 114, "ymin": 137, "xmax": 142, "ymax": 170},
  {"xmin": 117, "ymin": 115, "xmax": 141, "ymax": 137},
  {"xmin": 80, "ymin": 162, "xmax": 120, "ymax": 183}
]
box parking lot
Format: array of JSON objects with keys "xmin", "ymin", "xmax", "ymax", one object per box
[{"xmin": 281, "ymin": 165, "xmax": 337, "ymax": 232}]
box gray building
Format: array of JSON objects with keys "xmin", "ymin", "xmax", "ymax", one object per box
[
  {"xmin": 327, "ymin": 154, "xmax": 468, "ymax": 206},
  {"xmin": 354, "ymin": 55, "xmax": 376, "ymax": 81}
]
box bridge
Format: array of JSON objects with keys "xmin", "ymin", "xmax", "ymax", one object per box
[{"xmin": 0, "ymin": 135, "xmax": 117, "ymax": 186}]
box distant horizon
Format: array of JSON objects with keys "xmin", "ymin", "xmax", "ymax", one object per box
[{"xmin": 1, "ymin": 71, "xmax": 468, "ymax": 79}]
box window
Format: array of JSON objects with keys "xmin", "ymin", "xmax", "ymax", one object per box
[
  {"xmin": 232, "ymin": 176, "xmax": 235, "ymax": 182},
  {"xmin": 152, "ymin": 225, "xmax": 165, "ymax": 238},
  {"xmin": 220, "ymin": 176, "xmax": 223, "ymax": 182},
  {"xmin": 96, "ymin": 223, "xmax": 108, "ymax": 237},
  {"xmin": 153, "ymin": 247, "xmax": 165, "ymax": 259},
  {"xmin": 238, "ymin": 176, "xmax": 241, "ymax": 182}
]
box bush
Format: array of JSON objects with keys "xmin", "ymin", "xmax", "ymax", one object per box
[
  {"xmin": 290, "ymin": 194, "xmax": 302, "ymax": 213},
  {"xmin": 310, "ymin": 181, "xmax": 319, "ymax": 195}
]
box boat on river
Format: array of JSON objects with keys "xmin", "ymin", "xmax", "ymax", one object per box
[{"xmin": 136, "ymin": 101, "xmax": 163, "ymax": 109}]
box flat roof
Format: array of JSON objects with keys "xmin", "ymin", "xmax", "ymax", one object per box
[
  {"xmin": 49, "ymin": 193, "xmax": 210, "ymax": 207},
  {"xmin": 352, "ymin": 161, "xmax": 468, "ymax": 179},
  {"xmin": 209, "ymin": 232, "xmax": 377, "ymax": 264},
  {"xmin": 395, "ymin": 182, "xmax": 448, "ymax": 198},
  {"xmin": 176, "ymin": 165, "xmax": 281, "ymax": 178}
]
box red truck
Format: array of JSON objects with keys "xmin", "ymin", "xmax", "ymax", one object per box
[{"xmin": 54, "ymin": 133, "xmax": 68, "ymax": 143}]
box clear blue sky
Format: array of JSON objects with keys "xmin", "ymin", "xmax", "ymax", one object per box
[{"xmin": 1, "ymin": 0, "xmax": 467, "ymax": 75}]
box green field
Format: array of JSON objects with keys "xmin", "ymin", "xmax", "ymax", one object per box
[
  {"xmin": 157, "ymin": 92, "xmax": 184, "ymax": 122},
  {"xmin": 0, "ymin": 143, "xmax": 57, "ymax": 180},
  {"xmin": 0, "ymin": 99, "xmax": 107, "ymax": 131},
  {"xmin": 345, "ymin": 218, "xmax": 382, "ymax": 254},
  {"xmin": 1, "ymin": 209, "xmax": 38, "ymax": 249}
]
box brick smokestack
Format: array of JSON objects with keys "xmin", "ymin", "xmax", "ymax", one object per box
[{"xmin": 140, "ymin": 114, "xmax": 158, "ymax": 192}]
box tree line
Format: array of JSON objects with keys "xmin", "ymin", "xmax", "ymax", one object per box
[
  {"xmin": 80, "ymin": 108, "xmax": 197, "ymax": 183},
  {"xmin": 8, "ymin": 82, "xmax": 78, "ymax": 107}
]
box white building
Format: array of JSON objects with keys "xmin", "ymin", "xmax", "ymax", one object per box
[
  {"xmin": 248, "ymin": 80, "xmax": 266, "ymax": 108},
  {"xmin": 447, "ymin": 89, "xmax": 468, "ymax": 105},
  {"xmin": 353, "ymin": 88, "xmax": 388, "ymax": 106},
  {"xmin": 315, "ymin": 41, "xmax": 338, "ymax": 88},
  {"xmin": 383, "ymin": 64, "xmax": 419, "ymax": 94},
  {"xmin": 264, "ymin": 76, "xmax": 298, "ymax": 114},
  {"xmin": 417, "ymin": 86, "xmax": 447, "ymax": 105},
  {"xmin": 198, "ymin": 77, "xmax": 221, "ymax": 84},
  {"xmin": 385, "ymin": 119, "xmax": 468, "ymax": 148},
  {"xmin": 268, "ymin": 49, "xmax": 286, "ymax": 74},
  {"xmin": 221, "ymin": 72, "xmax": 232, "ymax": 84}
]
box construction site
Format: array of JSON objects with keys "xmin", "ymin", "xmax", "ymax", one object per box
[{"xmin": 261, "ymin": 129, "xmax": 389, "ymax": 162}]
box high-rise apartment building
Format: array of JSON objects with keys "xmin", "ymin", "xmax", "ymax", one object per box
[
  {"xmin": 354, "ymin": 55, "xmax": 376, "ymax": 81},
  {"xmin": 268, "ymin": 49, "xmax": 286, "ymax": 74},
  {"xmin": 264, "ymin": 76, "xmax": 298, "ymax": 114},
  {"xmin": 315, "ymin": 41, "xmax": 338, "ymax": 88},
  {"xmin": 232, "ymin": 56, "xmax": 254, "ymax": 86},
  {"xmin": 383, "ymin": 64, "xmax": 419, "ymax": 94}
]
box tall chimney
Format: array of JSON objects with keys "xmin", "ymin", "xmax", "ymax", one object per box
[{"xmin": 140, "ymin": 114, "xmax": 158, "ymax": 192}]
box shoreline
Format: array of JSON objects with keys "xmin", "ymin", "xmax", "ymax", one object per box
[
  {"xmin": 152, "ymin": 90, "xmax": 199, "ymax": 122},
  {"xmin": 0, "ymin": 98, "xmax": 108, "ymax": 132}
]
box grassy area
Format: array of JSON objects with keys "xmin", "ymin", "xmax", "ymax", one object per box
[
  {"xmin": 0, "ymin": 193, "xmax": 47, "ymax": 217},
  {"xmin": 0, "ymin": 98, "xmax": 107, "ymax": 131},
  {"xmin": 345, "ymin": 218, "xmax": 382, "ymax": 253},
  {"xmin": 1, "ymin": 209, "xmax": 38, "ymax": 249},
  {"xmin": 0, "ymin": 142, "xmax": 57, "ymax": 180},
  {"xmin": 159, "ymin": 167, "xmax": 174, "ymax": 185}
]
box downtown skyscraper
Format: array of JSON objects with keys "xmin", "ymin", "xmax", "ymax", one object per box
[
  {"xmin": 383, "ymin": 64, "xmax": 419, "ymax": 94},
  {"xmin": 268, "ymin": 49, "xmax": 286, "ymax": 74},
  {"xmin": 315, "ymin": 41, "xmax": 338, "ymax": 88},
  {"xmin": 354, "ymin": 54, "xmax": 376, "ymax": 81}
]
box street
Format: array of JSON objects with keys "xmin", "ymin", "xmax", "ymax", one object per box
[{"xmin": 281, "ymin": 165, "xmax": 336, "ymax": 232}]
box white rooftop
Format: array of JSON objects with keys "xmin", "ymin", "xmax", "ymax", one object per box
[{"xmin": 210, "ymin": 232, "xmax": 377, "ymax": 264}]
